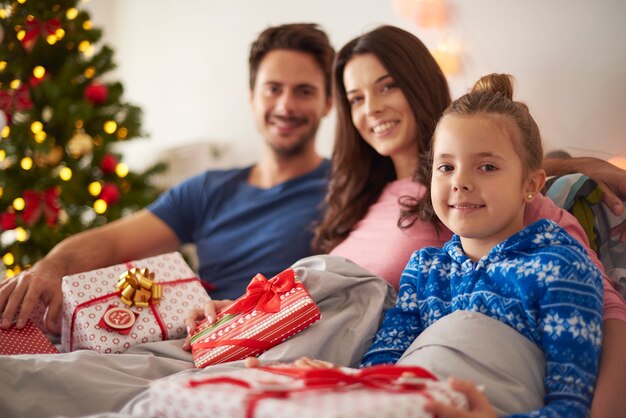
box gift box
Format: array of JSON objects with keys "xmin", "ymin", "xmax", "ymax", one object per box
[
  {"xmin": 61, "ymin": 251, "xmax": 210, "ymax": 353},
  {"xmin": 190, "ymin": 268, "xmax": 321, "ymax": 367},
  {"xmin": 0, "ymin": 320, "xmax": 60, "ymax": 355},
  {"xmin": 150, "ymin": 365, "xmax": 468, "ymax": 418}
]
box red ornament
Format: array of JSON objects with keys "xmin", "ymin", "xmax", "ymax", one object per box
[
  {"xmin": 99, "ymin": 183, "xmax": 120, "ymax": 205},
  {"xmin": 84, "ymin": 82, "xmax": 109, "ymax": 105},
  {"xmin": 29, "ymin": 73, "xmax": 48, "ymax": 88},
  {"xmin": 100, "ymin": 154, "xmax": 118, "ymax": 174},
  {"xmin": 0, "ymin": 211, "xmax": 17, "ymax": 231}
]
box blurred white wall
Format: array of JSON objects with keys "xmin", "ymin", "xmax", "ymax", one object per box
[{"xmin": 83, "ymin": 0, "xmax": 626, "ymax": 171}]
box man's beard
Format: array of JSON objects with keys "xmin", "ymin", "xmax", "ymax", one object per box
[{"xmin": 266, "ymin": 116, "xmax": 320, "ymax": 158}]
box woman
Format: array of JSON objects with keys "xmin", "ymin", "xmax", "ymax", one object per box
[{"xmin": 313, "ymin": 25, "xmax": 626, "ymax": 417}]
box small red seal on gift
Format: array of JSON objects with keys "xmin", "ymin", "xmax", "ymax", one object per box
[{"xmin": 99, "ymin": 305, "xmax": 138, "ymax": 334}]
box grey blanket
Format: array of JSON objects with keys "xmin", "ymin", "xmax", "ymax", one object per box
[
  {"xmin": 0, "ymin": 255, "xmax": 396, "ymax": 418},
  {"xmin": 398, "ymin": 310, "xmax": 545, "ymax": 416}
]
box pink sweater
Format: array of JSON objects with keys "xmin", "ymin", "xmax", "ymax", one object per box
[{"xmin": 331, "ymin": 177, "xmax": 626, "ymax": 321}]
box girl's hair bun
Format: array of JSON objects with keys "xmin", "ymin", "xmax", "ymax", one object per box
[{"xmin": 471, "ymin": 73, "xmax": 514, "ymax": 100}]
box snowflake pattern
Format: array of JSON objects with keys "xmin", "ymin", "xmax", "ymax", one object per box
[{"xmin": 362, "ymin": 219, "xmax": 603, "ymax": 417}]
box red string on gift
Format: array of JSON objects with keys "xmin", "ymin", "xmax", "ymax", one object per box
[
  {"xmin": 189, "ymin": 365, "xmax": 439, "ymax": 418},
  {"xmin": 222, "ymin": 269, "xmax": 296, "ymax": 314},
  {"xmin": 190, "ymin": 338, "xmax": 275, "ymax": 352}
]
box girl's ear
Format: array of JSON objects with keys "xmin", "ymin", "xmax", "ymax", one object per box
[{"xmin": 525, "ymin": 169, "xmax": 547, "ymax": 201}]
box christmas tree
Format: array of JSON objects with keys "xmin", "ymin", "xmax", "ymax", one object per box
[{"xmin": 0, "ymin": 0, "xmax": 165, "ymax": 278}]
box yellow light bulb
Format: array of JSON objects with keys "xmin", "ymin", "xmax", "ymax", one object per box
[
  {"xmin": 5, "ymin": 269, "xmax": 16, "ymax": 279},
  {"xmin": 30, "ymin": 121, "xmax": 43, "ymax": 133},
  {"xmin": 78, "ymin": 40, "xmax": 90, "ymax": 52},
  {"xmin": 0, "ymin": 9, "xmax": 6, "ymax": 19},
  {"xmin": 115, "ymin": 163, "xmax": 129, "ymax": 178},
  {"xmin": 34, "ymin": 131, "xmax": 47, "ymax": 143},
  {"xmin": 66, "ymin": 8, "xmax": 78, "ymax": 20},
  {"xmin": 20, "ymin": 157, "xmax": 33, "ymax": 170},
  {"xmin": 46, "ymin": 35, "xmax": 58, "ymax": 45},
  {"xmin": 0, "ymin": 150, "xmax": 5, "ymax": 161},
  {"xmin": 13, "ymin": 197, "xmax": 25, "ymax": 211},
  {"xmin": 94, "ymin": 199, "xmax": 107, "ymax": 214},
  {"xmin": 9, "ymin": 79, "xmax": 21, "ymax": 89},
  {"xmin": 55, "ymin": 28, "xmax": 65, "ymax": 39},
  {"xmin": 82, "ymin": 20, "xmax": 92, "ymax": 30},
  {"xmin": 0, "ymin": 186, "xmax": 4, "ymax": 198},
  {"xmin": 0, "ymin": 61, "xmax": 6, "ymax": 71},
  {"xmin": 84, "ymin": 67, "xmax": 95, "ymax": 79},
  {"xmin": 116, "ymin": 127, "xmax": 128, "ymax": 140},
  {"xmin": 16, "ymin": 30, "xmax": 25, "ymax": 41},
  {"xmin": 32, "ymin": 65, "xmax": 46, "ymax": 78},
  {"xmin": 17, "ymin": 0, "xmax": 26, "ymax": 4},
  {"xmin": 88, "ymin": 181, "xmax": 102, "ymax": 196},
  {"xmin": 2, "ymin": 253, "xmax": 14, "ymax": 266},
  {"xmin": 59, "ymin": 167, "xmax": 73, "ymax": 181},
  {"xmin": 15, "ymin": 227, "xmax": 28, "ymax": 242},
  {"xmin": 1, "ymin": 126, "xmax": 9, "ymax": 138},
  {"xmin": 103, "ymin": 120, "xmax": 117, "ymax": 134}
]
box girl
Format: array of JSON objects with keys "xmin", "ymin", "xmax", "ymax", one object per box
[{"xmin": 361, "ymin": 73, "xmax": 603, "ymax": 417}]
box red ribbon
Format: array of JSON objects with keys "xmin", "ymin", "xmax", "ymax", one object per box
[
  {"xmin": 20, "ymin": 18, "xmax": 61, "ymax": 50},
  {"xmin": 222, "ymin": 269, "xmax": 296, "ymax": 314},
  {"xmin": 0, "ymin": 85, "xmax": 34, "ymax": 116},
  {"xmin": 189, "ymin": 365, "xmax": 438, "ymax": 418},
  {"xmin": 22, "ymin": 187, "xmax": 61, "ymax": 227}
]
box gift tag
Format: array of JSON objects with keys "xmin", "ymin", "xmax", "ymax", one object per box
[{"xmin": 98, "ymin": 304, "xmax": 138, "ymax": 334}]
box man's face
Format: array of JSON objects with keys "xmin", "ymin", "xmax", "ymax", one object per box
[{"xmin": 250, "ymin": 49, "xmax": 331, "ymax": 158}]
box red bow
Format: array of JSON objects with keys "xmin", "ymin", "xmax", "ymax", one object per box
[
  {"xmin": 20, "ymin": 18, "xmax": 61, "ymax": 51},
  {"xmin": 264, "ymin": 365, "xmax": 437, "ymax": 391},
  {"xmin": 222, "ymin": 269, "xmax": 296, "ymax": 314},
  {"xmin": 22, "ymin": 187, "xmax": 61, "ymax": 226},
  {"xmin": 189, "ymin": 365, "xmax": 438, "ymax": 418},
  {"xmin": 0, "ymin": 85, "xmax": 34, "ymax": 116}
]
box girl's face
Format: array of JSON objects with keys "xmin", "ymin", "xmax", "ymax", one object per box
[
  {"xmin": 343, "ymin": 53, "xmax": 419, "ymax": 179},
  {"xmin": 430, "ymin": 114, "xmax": 545, "ymax": 260}
]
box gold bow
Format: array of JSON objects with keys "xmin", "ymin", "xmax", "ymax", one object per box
[{"xmin": 115, "ymin": 268, "xmax": 162, "ymax": 307}]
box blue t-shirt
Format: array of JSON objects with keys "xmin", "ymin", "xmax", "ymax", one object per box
[{"xmin": 148, "ymin": 160, "xmax": 330, "ymax": 299}]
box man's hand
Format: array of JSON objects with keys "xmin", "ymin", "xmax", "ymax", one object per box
[
  {"xmin": 424, "ymin": 377, "xmax": 497, "ymax": 418},
  {"xmin": 182, "ymin": 299, "xmax": 233, "ymax": 351},
  {"xmin": 544, "ymin": 156, "xmax": 626, "ymax": 241},
  {"xmin": 0, "ymin": 260, "xmax": 64, "ymax": 333}
]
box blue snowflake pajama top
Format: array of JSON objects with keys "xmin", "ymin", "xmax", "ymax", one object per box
[{"xmin": 362, "ymin": 219, "xmax": 603, "ymax": 417}]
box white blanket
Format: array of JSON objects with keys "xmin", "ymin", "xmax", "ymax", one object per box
[{"xmin": 0, "ymin": 255, "xmax": 396, "ymax": 418}]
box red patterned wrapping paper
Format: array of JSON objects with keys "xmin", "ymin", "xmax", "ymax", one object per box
[
  {"xmin": 150, "ymin": 365, "xmax": 468, "ymax": 418},
  {"xmin": 190, "ymin": 268, "xmax": 321, "ymax": 368},
  {"xmin": 0, "ymin": 320, "xmax": 59, "ymax": 355},
  {"xmin": 61, "ymin": 251, "xmax": 210, "ymax": 353}
]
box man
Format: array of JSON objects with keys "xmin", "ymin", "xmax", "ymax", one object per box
[{"xmin": 0, "ymin": 23, "xmax": 334, "ymax": 332}]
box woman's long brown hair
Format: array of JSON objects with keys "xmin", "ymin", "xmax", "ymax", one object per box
[{"xmin": 312, "ymin": 25, "xmax": 450, "ymax": 253}]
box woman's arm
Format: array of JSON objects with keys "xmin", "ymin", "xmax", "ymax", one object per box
[{"xmin": 591, "ymin": 319, "xmax": 626, "ymax": 418}]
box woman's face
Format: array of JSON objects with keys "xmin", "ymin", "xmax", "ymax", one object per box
[{"xmin": 343, "ymin": 53, "xmax": 419, "ymax": 178}]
